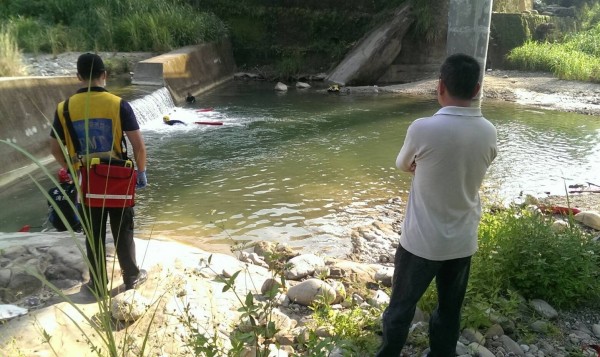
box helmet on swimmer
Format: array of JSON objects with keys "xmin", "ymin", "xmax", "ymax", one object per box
[{"xmin": 163, "ymin": 115, "xmax": 170, "ymax": 122}]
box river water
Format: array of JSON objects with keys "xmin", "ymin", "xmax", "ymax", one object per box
[{"xmin": 2, "ymin": 80, "xmax": 600, "ymax": 255}]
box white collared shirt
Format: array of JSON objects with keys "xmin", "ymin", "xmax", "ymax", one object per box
[{"xmin": 396, "ymin": 106, "xmax": 498, "ymax": 260}]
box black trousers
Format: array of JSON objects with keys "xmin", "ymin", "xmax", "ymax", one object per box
[
  {"xmin": 83, "ymin": 206, "xmax": 140, "ymax": 287},
  {"xmin": 376, "ymin": 245, "xmax": 472, "ymax": 357}
]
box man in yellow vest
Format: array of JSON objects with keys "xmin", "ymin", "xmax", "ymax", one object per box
[{"xmin": 49, "ymin": 53, "xmax": 148, "ymax": 296}]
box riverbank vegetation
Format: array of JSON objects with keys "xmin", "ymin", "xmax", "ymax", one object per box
[
  {"xmin": 0, "ymin": 0, "xmax": 227, "ymax": 75},
  {"xmin": 0, "ymin": 26, "xmax": 24, "ymax": 76},
  {"xmin": 508, "ymin": 2, "xmax": 600, "ymax": 82},
  {"xmin": 0, "ymin": 0, "xmax": 439, "ymax": 79}
]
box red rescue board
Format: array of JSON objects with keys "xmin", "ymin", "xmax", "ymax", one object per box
[{"xmin": 194, "ymin": 121, "xmax": 223, "ymax": 126}]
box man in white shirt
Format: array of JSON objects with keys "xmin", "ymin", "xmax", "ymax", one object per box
[{"xmin": 376, "ymin": 53, "xmax": 498, "ymax": 357}]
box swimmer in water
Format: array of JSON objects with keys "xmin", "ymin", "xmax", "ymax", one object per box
[{"xmin": 163, "ymin": 115, "xmax": 186, "ymax": 126}]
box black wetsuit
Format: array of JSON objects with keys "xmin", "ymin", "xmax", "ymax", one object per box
[
  {"xmin": 48, "ymin": 183, "xmax": 81, "ymax": 231},
  {"xmin": 186, "ymin": 95, "xmax": 196, "ymax": 103},
  {"xmin": 165, "ymin": 120, "xmax": 186, "ymax": 126}
]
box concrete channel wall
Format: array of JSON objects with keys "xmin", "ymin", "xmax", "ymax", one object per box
[
  {"xmin": 0, "ymin": 77, "xmax": 79, "ymax": 184},
  {"xmin": 0, "ymin": 40, "xmax": 236, "ymax": 186}
]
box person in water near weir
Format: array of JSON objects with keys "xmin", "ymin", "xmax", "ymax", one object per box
[
  {"xmin": 186, "ymin": 92, "xmax": 196, "ymax": 103},
  {"xmin": 163, "ymin": 115, "xmax": 186, "ymax": 126}
]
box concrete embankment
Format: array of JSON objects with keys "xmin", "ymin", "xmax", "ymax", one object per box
[
  {"xmin": 0, "ymin": 76, "xmax": 79, "ymax": 184},
  {"xmin": 0, "ymin": 40, "xmax": 236, "ymax": 186}
]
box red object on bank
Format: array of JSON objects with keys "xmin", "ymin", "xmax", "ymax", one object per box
[
  {"xmin": 18, "ymin": 225, "xmax": 31, "ymax": 232},
  {"xmin": 538, "ymin": 205, "xmax": 581, "ymax": 215}
]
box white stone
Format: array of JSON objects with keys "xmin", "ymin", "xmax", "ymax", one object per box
[
  {"xmin": 593, "ymin": 324, "xmax": 600, "ymax": 338},
  {"xmin": 287, "ymin": 278, "xmax": 336, "ymax": 306},
  {"xmin": 274, "ymin": 82, "xmax": 288, "ymax": 91},
  {"xmin": 267, "ymin": 343, "xmax": 288, "ymax": 357},
  {"xmin": 327, "ymin": 279, "xmax": 346, "ymax": 304},
  {"xmin": 468, "ymin": 342, "xmax": 496, "ymax": 357},
  {"xmin": 574, "ymin": 210, "xmax": 600, "ymax": 230},
  {"xmin": 462, "ymin": 328, "xmax": 485, "ymax": 345},
  {"xmin": 295, "ymin": 82, "xmax": 311, "ymax": 89},
  {"xmin": 374, "ymin": 266, "xmax": 394, "ymax": 287},
  {"xmin": 285, "ymin": 254, "xmax": 325, "ymax": 280},
  {"xmin": 500, "ymin": 335, "xmax": 525, "ymax": 356},
  {"xmin": 368, "ymin": 289, "xmax": 390, "ymax": 308},
  {"xmin": 551, "ymin": 219, "xmax": 569, "ymax": 232},
  {"xmin": 248, "ymin": 252, "xmax": 269, "ymax": 268},
  {"xmin": 529, "ymin": 299, "xmax": 558, "ymax": 319},
  {"xmin": 0, "ymin": 304, "xmax": 28, "ymax": 321},
  {"xmin": 111, "ymin": 290, "xmax": 151, "ymax": 321},
  {"xmin": 269, "ymin": 308, "xmax": 297, "ymax": 333}
]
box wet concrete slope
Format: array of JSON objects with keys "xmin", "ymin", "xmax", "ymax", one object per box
[{"xmin": 0, "ymin": 77, "xmax": 78, "ymax": 182}]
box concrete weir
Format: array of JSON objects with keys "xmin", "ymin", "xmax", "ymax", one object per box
[
  {"xmin": 0, "ymin": 41, "xmax": 236, "ymax": 185},
  {"xmin": 132, "ymin": 41, "xmax": 236, "ymax": 104}
]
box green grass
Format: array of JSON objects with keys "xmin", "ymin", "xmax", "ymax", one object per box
[
  {"xmin": 0, "ymin": 26, "xmax": 26, "ymax": 76},
  {"xmin": 0, "ymin": 0, "xmax": 228, "ymax": 55},
  {"xmin": 507, "ymin": 24, "xmax": 600, "ymax": 82},
  {"xmin": 416, "ymin": 204, "xmax": 600, "ymax": 333}
]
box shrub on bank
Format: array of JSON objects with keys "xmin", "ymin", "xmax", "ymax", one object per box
[
  {"xmin": 417, "ymin": 205, "xmax": 600, "ymax": 331},
  {"xmin": 473, "ymin": 207, "xmax": 600, "ymax": 309},
  {"xmin": 0, "ymin": 26, "xmax": 25, "ymax": 76}
]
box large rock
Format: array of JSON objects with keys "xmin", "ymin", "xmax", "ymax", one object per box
[
  {"xmin": 574, "ymin": 211, "xmax": 600, "ymax": 230},
  {"xmin": 529, "ymin": 299, "xmax": 558, "ymax": 319},
  {"xmin": 287, "ymin": 279, "xmax": 336, "ymax": 306},
  {"xmin": 500, "ymin": 335, "xmax": 525, "ymax": 356}
]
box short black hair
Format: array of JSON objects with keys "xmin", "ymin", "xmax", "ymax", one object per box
[
  {"xmin": 77, "ymin": 53, "xmax": 106, "ymax": 80},
  {"xmin": 440, "ymin": 53, "xmax": 481, "ymax": 100}
]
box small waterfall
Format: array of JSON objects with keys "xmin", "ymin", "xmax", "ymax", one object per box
[{"xmin": 130, "ymin": 87, "xmax": 175, "ymax": 124}]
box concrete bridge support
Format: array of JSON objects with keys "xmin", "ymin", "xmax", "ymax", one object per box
[{"xmin": 447, "ymin": 0, "xmax": 494, "ymax": 98}]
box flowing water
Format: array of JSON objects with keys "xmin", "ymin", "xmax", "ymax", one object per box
[{"xmin": 2, "ymin": 80, "xmax": 600, "ymax": 255}]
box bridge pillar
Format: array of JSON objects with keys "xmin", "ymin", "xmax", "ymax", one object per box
[{"xmin": 447, "ymin": 0, "xmax": 493, "ymax": 99}]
